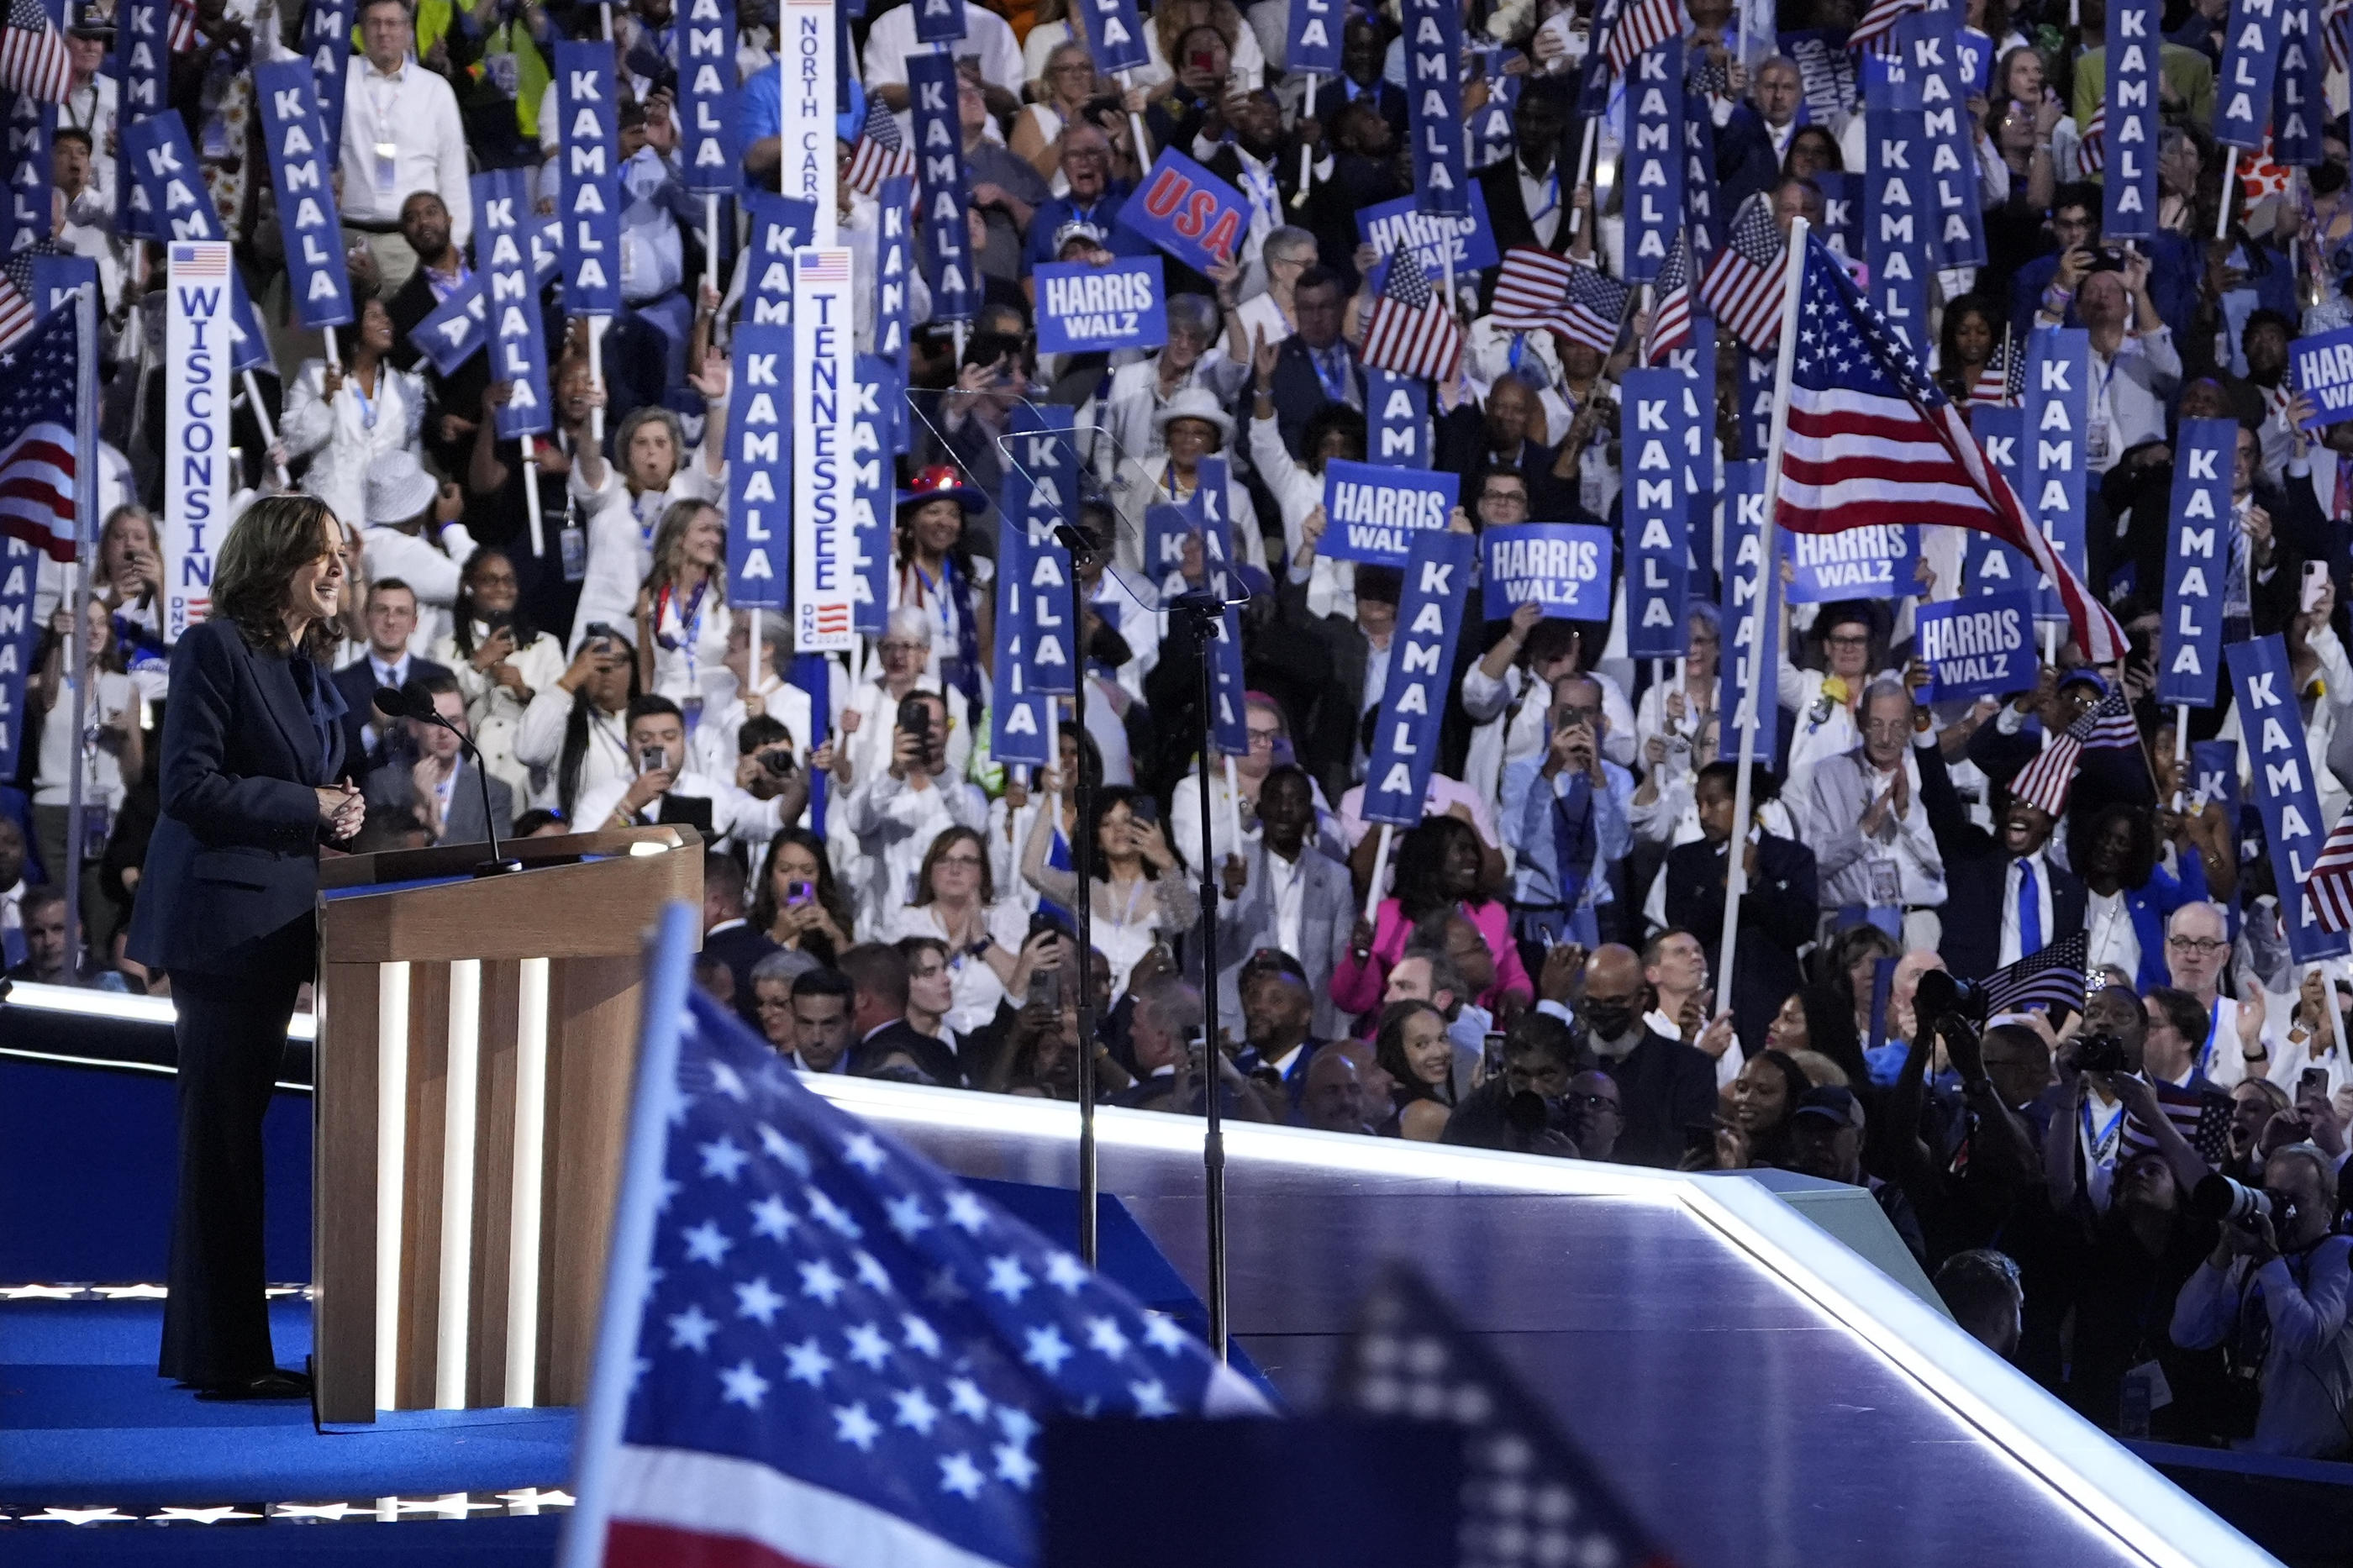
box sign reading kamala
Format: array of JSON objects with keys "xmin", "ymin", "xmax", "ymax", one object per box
[
  {"xmin": 1482, "ymin": 524, "xmax": 1613, "ymax": 620},
  {"xmin": 1033, "ymin": 257, "xmax": 1166, "ymax": 353},
  {"xmin": 1913, "ymin": 591, "xmax": 2034, "ymax": 702},
  {"xmin": 2288, "ymin": 324, "xmax": 2353, "ymax": 429},
  {"xmin": 1782, "ymin": 524, "xmax": 1917, "ymax": 601},
  {"xmin": 552, "ymin": 41, "xmax": 622, "ymax": 315},
  {"xmin": 2228, "ymin": 634, "xmax": 2352, "ymax": 964},
  {"xmin": 726, "ymin": 322, "xmax": 789, "ymax": 609},
  {"xmin": 2159, "ymin": 416, "xmax": 2235, "ymax": 708},
  {"xmin": 1118, "ymin": 147, "xmax": 1249, "ymax": 271},
  {"xmin": 1362, "ymin": 529, "xmax": 1478, "ymax": 827},
  {"xmin": 1318, "ymin": 459, "xmax": 1459, "ymax": 566},
  {"xmin": 1355, "ymin": 187, "xmax": 1499, "ymax": 279},
  {"xmin": 253, "ymin": 56, "xmax": 355, "ymax": 330}
]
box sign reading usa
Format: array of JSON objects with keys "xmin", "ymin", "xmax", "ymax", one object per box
[
  {"xmin": 1032, "ymin": 257, "xmax": 1167, "ymax": 354},
  {"xmin": 1913, "ymin": 590, "xmax": 2033, "ymax": 702},
  {"xmin": 1317, "ymin": 460, "xmax": 1459, "ymax": 566},
  {"xmin": 1117, "ymin": 147, "xmax": 1247, "ymax": 272}
]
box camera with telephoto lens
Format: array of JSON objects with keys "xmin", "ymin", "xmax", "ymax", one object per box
[
  {"xmin": 1912, "ymin": 967, "xmax": 1991, "ymax": 1027},
  {"xmin": 2072, "ymin": 1033, "xmax": 2135, "ymax": 1076},
  {"xmin": 759, "ymin": 748, "xmax": 797, "ymax": 779},
  {"xmin": 2191, "ymin": 1173, "xmax": 2294, "ymax": 1229}
]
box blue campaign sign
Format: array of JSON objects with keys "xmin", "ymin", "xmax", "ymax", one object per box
[
  {"xmin": 1956, "ymin": 27, "xmax": 1993, "ymax": 94},
  {"xmin": 743, "ymin": 193, "xmax": 818, "ymax": 325},
  {"xmin": 475, "ymin": 167, "xmax": 552, "ymax": 438},
  {"xmin": 1468, "ymin": 76, "xmax": 1518, "ymax": 170},
  {"xmin": 0, "ymin": 534, "xmax": 38, "ymax": 778},
  {"xmin": 1782, "ymin": 30, "xmax": 1857, "ymax": 126},
  {"xmin": 1815, "ymin": 171, "xmax": 1861, "ymax": 264},
  {"xmin": 1033, "ymin": 257, "xmax": 1167, "ymax": 354},
  {"xmin": 1482, "ymin": 524, "xmax": 1614, "ymax": 621},
  {"xmin": 1869, "ymin": 14, "xmax": 1933, "ymax": 110},
  {"xmin": 1965, "ymin": 405, "xmax": 2036, "ymax": 595},
  {"xmin": 1287, "ymin": 0, "xmax": 1343, "ymax": 76},
  {"xmin": 913, "ymin": 0, "xmax": 966, "ymax": 44},
  {"xmin": 1076, "ymin": 0, "xmax": 1150, "ymax": 74},
  {"xmin": 408, "ymin": 217, "xmax": 560, "ymax": 375},
  {"xmin": 1363, "ymin": 529, "xmax": 1478, "ymax": 826},
  {"xmin": 301, "ymin": 0, "xmax": 352, "ymax": 145},
  {"xmin": 1402, "ymin": 0, "xmax": 1467, "ymax": 218},
  {"xmin": 874, "ymin": 175, "xmax": 918, "ymax": 371},
  {"xmin": 1142, "ymin": 502, "xmax": 1196, "ymax": 596},
  {"xmin": 553, "ymin": 41, "xmax": 622, "ymax": 315},
  {"xmin": 1620, "ymin": 366, "xmax": 1699, "ymax": 656},
  {"xmin": 1119, "ymin": 147, "xmax": 1249, "ymax": 272},
  {"xmin": 4, "ymin": 92, "xmax": 49, "ymax": 260},
  {"xmin": 2024, "ymin": 327, "xmax": 2090, "ymax": 621},
  {"xmin": 114, "ymin": 0, "xmax": 168, "ymax": 239},
  {"xmin": 1682, "ymin": 86, "xmax": 1721, "ymax": 258},
  {"xmin": 908, "ymin": 55, "xmax": 973, "ymax": 323},
  {"xmin": 1209, "ymin": 603, "xmax": 1249, "ymax": 755},
  {"xmin": 122, "ymin": 113, "xmax": 269, "ymax": 370},
  {"xmin": 27, "ymin": 252, "xmax": 95, "ymax": 320},
  {"xmin": 1739, "ymin": 350, "xmax": 1774, "ymax": 460},
  {"xmin": 2191, "ymin": 737, "xmax": 2241, "ymax": 820},
  {"xmin": 2103, "ymin": 0, "xmax": 2161, "ymax": 239},
  {"xmin": 1187, "ymin": 455, "xmax": 1240, "ymax": 597},
  {"xmin": 2288, "ymin": 324, "xmax": 2353, "ymax": 428},
  {"xmin": 1914, "ymin": 591, "xmax": 2035, "ymax": 702},
  {"xmin": 1906, "ymin": 18, "xmax": 1985, "ymax": 269},
  {"xmin": 1356, "ymin": 186, "xmax": 1499, "ymax": 279},
  {"xmin": 849, "ymin": 355, "xmax": 897, "ymax": 635},
  {"xmin": 2274, "ymin": 0, "xmax": 2322, "ymax": 164},
  {"xmin": 725, "ymin": 322, "xmax": 790, "ymax": 609},
  {"xmin": 1717, "ymin": 461, "xmax": 1782, "ymax": 770},
  {"xmin": 2215, "ymin": 0, "xmax": 2283, "ymax": 149},
  {"xmin": 678, "ymin": 0, "xmax": 740, "ymax": 194},
  {"xmin": 1783, "ymin": 525, "xmax": 1919, "ymax": 602},
  {"xmin": 1864, "ymin": 109, "xmax": 1931, "ymax": 355},
  {"xmin": 1367, "ymin": 368, "xmax": 1431, "ymax": 468},
  {"xmin": 1624, "ymin": 39, "xmax": 1684, "ymax": 285},
  {"xmin": 2227, "ymin": 635, "xmax": 2353, "ymax": 963},
  {"xmin": 1318, "ymin": 460, "xmax": 1459, "ymax": 566},
  {"xmin": 990, "ymin": 513, "xmax": 1054, "ymax": 770},
  {"xmin": 1005, "ymin": 403, "xmax": 1079, "ymax": 696},
  {"xmin": 254, "ymin": 58, "xmax": 354, "ymax": 331},
  {"xmin": 2159, "ymin": 417, "xmax": 2235, "ymax": 708}
]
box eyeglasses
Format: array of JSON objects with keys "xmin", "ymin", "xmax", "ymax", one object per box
[
  {"xmin": 879, "ymin": 639, "xmax": 927, "ymax": 656},
  {"xmin": 2167, "ymin": 936, "xmax": 2228, "ymax": 955},
  {"xmin": 936, "ymin": 852, "xmax": 983, "ymax": 867},
  {"xmin": 1245, "ymin": 727, "xmax": 1282, "ymax": 749},
  {"xmin": 1824, "ymin": 632, "xmax": 1871, "ymax": 648}
]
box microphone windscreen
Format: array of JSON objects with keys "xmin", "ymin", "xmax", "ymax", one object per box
[{"xmin": 371, "ymin": 684, "xmax": 413, "ymax": 721}]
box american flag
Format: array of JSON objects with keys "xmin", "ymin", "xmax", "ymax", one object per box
[
  {"xmin": 1490, "ymin": 245, "xmax": 1581, "ymax": 334},
  {"xmin": 1642, "ymin": 231, "xmax": 1694, "ymax": 365},
  {"xmin": 1327, "ymin": 1267, "xmax": 1678, "ymax": 1568},
  {"xmin": 2119, "ymin": 1080, "xmax": 2235, "ymax": 1167},
  {"xmin": 1847, "ymin": 0, "xmax": 1922, "ymax": 57},
  {"xmin": 1360, "ymin": 250, "xmax": 1462, "ymax": 383},
  {"xmin": 845, "ymin": 92, "xmax": 916, "ymax": 196},
  {"xmin": 570, "ymin": 980, "xmax": 1266, "ymax": 1568},
  {"xmin": 1776, "ymin": 232, "xmax": 2128, "ymax": 664},
  {"xmin": 2310, "ymin": 809, "xmax": 2353, "ymax": 933},
  {"xmin": 0, "ymin": 305, "xmax": 77, "ymax": 563},
  {"xmin": 2006, "ymin": 687, "xmax": 2144, "ymax": 818},
  {"xmin": 1556, "ymin": 263, "xmax": 1630, "ymax": 355},
  {"xmin": 1969, "ymin": 329, "xmax": 2022, "ymax": 406},
  {"xmin": 0, "ymin": 244, "xmax": 42, "ymax": 349},
  {"xmin": 1698, "ymin": 194, "xmax": 1789, "ymax": 353},
  {"xmin": 2079, "ymin": 103, "xmax": 2106, "ymax": 175},
  {"xmin": 2327, "ymin": 0, "xmax": 2350, "ymax": 76},
  {"xmin": 0, "ymin": 0, "xmax": 69, "ymax": 104},
  {"xmin": 1983, "ymin": 930, "xmax": 2089, "ymax": 1018},
  {"xmin": 1603, "ymin": 0, "xmax": 1680, "ymax": 72},
  {"xmin": 167, "ymin": 0, "xmax": 200, "ymax": 51}
]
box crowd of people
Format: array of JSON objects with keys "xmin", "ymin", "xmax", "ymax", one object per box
[{"xmin": 4, "ymin": 0, "xmax": 2353, "ymax": 1463}]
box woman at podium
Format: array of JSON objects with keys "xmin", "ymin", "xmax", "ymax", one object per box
[{"xmin": 125, "ymin": 496, "xmax": 368, "ymax": 1402}]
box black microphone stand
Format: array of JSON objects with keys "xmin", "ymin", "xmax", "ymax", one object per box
[
  {"xmin": 1166, "ymin": 587, "xmax": 1228, "ymax": 1361},
  {"xmin": 1050, "ymin": 524, "xmax": 1100, "ymax": 1271},
  {"xmin": 375, "ymin": 686, "xmax": 523, "ymax": 877}
]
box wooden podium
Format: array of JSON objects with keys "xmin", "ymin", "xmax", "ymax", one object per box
[{"xmin": 310, "ymin": 826, "xmax": 703, "ymax": 1423}]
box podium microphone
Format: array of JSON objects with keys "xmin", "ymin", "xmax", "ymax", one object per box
[{"xmin": 373, "ymin": 681, "xmax": 524, "ymax": 876}]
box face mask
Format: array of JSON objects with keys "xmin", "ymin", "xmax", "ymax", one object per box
[
  {"xmin": 1582, "ymin": 1001, "xmax": 1637, "ymax": 1040},
  {"xmin": 2314, "ymin": 160, "xmax": 2349, "ymax": 196}
]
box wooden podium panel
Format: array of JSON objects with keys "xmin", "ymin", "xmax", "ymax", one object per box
[{"xmin": 311, "ymin": 827, "xmax": 702, "ymax": 1423}]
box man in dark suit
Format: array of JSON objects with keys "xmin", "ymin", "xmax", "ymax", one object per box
[
  {"xmin": 697, "ymin": 851, "xmax": 780, "ymax": 1027},
  {"xmin": 1573, "ymin": 944, "xmax": 1718, "ymax": 1168},
  {"xmin": 1434, "ymin": 381, "xmax": 1581, "ymax": 520},
  {"xmin": 1929, "ymin": 785, "xmax": 2088, "ymax": 982},
  {"xmin": 1301, "ymin": 18, "xmax": 1407, "ymax": 140},
  {"xmin": 1474, "ymin": 80, "xmax": 1574, "ymax": 256},
  {"xmin": 1714, "ymin": 56, "xmax": 1804, "ymax": 218},
  {"xmin": 1215, "ymin": 766, "xmax": 1356, "ymax": 1033},
  {"xmin": 838, "ymin": 941, "xmax": 965, "ymax": 1087},
  {"xmin": 360, "ymin": 672, "xmax": 516, "ymax": 847},
  {"xmin": 1266, "ymin": 266, "xmax": 1363, "ymax": 456},
  {"xmin": 1665, "ymin": 761, "xmax": 1820, "ymax": 1057},
  {"xmin": 1966, "ymin": 668, "xmax": 2156, "ymax": 854},
  {"xmin": 330, "ymin": 577, "xmax": 452, "ymax": 780},
  {"xmin": 1233, "ymin": 960, "xmax": 1334, "ymax": 1110}
]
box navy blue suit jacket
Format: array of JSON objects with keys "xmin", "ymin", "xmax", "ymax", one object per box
[{"xmin": 126, "ymin": 619, "xmax": 343, "ymax": 976}]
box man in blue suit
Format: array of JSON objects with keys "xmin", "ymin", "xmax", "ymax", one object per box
[{"xmin": 329, "ymin": 577, "xmax": 451, "ymax": 778}]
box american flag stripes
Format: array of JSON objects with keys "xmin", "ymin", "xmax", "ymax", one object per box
[
  {"xmin": 2079, "ymin": 103, "xmax": 2107, "ymax": 175},
  {"xmin": 1360, "ymin": 250, "xmax": 1463, "ymax": 382},
  {"xmin": 1847, "ymin": 0, "xmax": 1922, "ymax": 57},
  {"xmin": 845, "ymin": 92, "xmax": 916, "ymax": 196},
  {"xmin": 1642, "ymin": 232, "xmax": 1695, "ymax": 365},
  {"xmin": 2119, "ymin": 1080, "xmax": 2236, "ymax": 1168},
  {"xmin": 1556, "ymin": 264, "xmax": 1631, "ymax": 355},
  {"xmin": 573, "ymin": 974, "xmax": 1265, "ymax": 1568},
  {"xmin": 2310, "ymin": 811, "xmax": 2353, "ymax": 933},
  {"xmin": 0, "ymin": 0, "xmax": 69, "ymax": 104},
  {"xmin": 1969, "ymin": 329, "xmax": 2022, "ymax": 406},
  {"xmin": 2006, "ymin": 688, "xmax": 2142, "ymax": 818},
  {"xmin": 1983, "ymin": 930, "xmax": 2089, "ymax": 1018},
  {"xmin": 1698, "ymin": 195, "xmax": 1789, "ymax": 352},
  {"xmin": 167, "ymin": 0, "xmax": 200, "ymax": 51},
  {"xmin": 1490, "ymin": 245, "xmax": 1582, "ymax": 334},
  {"xmin": 0, "ymin": 306, "xmax": 79, "ymax": 563},
  {"xmin": 1774, "ymin": 232, "xmax": 2128, "ymax": 664},
  {"xmin": 2327, "ymin": 0, "xmax": 2350, "ymax": 76},
  {"xmin": 1602, "ymin": 0, "xmax": 1680, "ymax": 72},
  {"xmin": 0, "ymin": 247, "xmax": 39, "ymax": 350}
]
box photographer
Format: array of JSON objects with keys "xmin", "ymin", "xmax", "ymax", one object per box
[
  {"xmin": 841, "ymin": 689, "xmax": 987, "ymax": 936},
  {"xmin": 724, "ymin": 714, "xmax": 818, "ymax": 835},
  {"xmin": 573, "ymin": 695, "xmax": 785, "ymax": 853},
  {"xmin": 2171, "ymin": 1147, "xmax": 2353, "ymax": 1458}
]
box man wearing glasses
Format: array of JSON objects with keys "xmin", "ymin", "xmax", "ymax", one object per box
[
  {"xmin": 2161, "ymin": 901, "xmax": 2277, "ymax": 1093},
  {"xmin": 1802, "ymin": 678, "xmax": 1949, "ymax": 951}
]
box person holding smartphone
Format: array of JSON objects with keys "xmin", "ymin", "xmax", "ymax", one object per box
[
  {"xmin": 571, "ymin": 694, "xmax": 786, "ymax": 853},
  {"xmin": 840, "ymin": 688, "xmax": 989, "ymax": 937}
]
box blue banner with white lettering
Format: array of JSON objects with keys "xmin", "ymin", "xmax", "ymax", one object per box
[
  {"xmin": 874, "ymin": 174, "xmax": 918, "ymax": 371},
  {"xmin": 2158, "ymin": 417, "xmax": 2235, "ymax": 708},
  {"xmin": 913, "ymin": 0, "xmax": 966, "ymax": 44},
  {"xmin": 1208, "ymin": 602, "xmax": 1249, "ymax": 755},
  {"xmin": 408, "ymin": 216, "xmax": 560, "ymax": 374},
  {"xmin": 123, "ymin": 113, "xmax": 269, "ymax": 370},
  {"xmin": 1402, "ymin": 0, "xmax": 1467, "ymax": 218},
  {"xmin": 4, "ymin": 91, "xmax": 50, "ymax": 259},
  {"xmin": 1914, "ymin": 591, "xmax": 2035, "ymax": 702},
  {"xmin": 475, "ymin": 166, "xmax": 552, "ymax": 438},
  {"xmin": 850, "ymin": 353, "xmax": 896, "ymax": 635},
  {"xmin": 1682, "ymin": 86, "xmax": 1721, "ymax": 260},
  {"xmin": 1621, "ymin": 366, "xmax": 1696, "ymax": 657},
  {"xmin": 1906, "ymin": 15, "xmax": 1985, "ymax": 269},
  {"xmin": 26, "ymin": 251, "xmax": 93, "ymax": 321},
  {"xmin": 2191, "ymin": 737, "xmax": 2241, "ymax": 820},
  {"xmin": 114, "ymin": 0, "xmax": 168, "ymax": 238},
  {"xmin": 1367, "ymin": 367, "xmax": 1430, "ymax": 468},
  {"xmin": 1624, "ymin": 40, "xmax": 1682, "ymax": 285},
  {"xmin": 302, "ymin": 0, "xmax": 352, "ymax": 146},
  {"xmin": 1816, "ymin": 171, "xmax": 1861, "ymax": 266},
  {"xmin": 990, "ymin": 507, "xmax": 1054, "ymax": 770},
  {"xmin": 1965, "ymin": 404, "xmax": 2036, "ymax": 596},
  {"xmin": 1076, "ymin": 0, "xmax": 1151, "ymax": 74},
  {"xmin": 1142, "ymin": 502, "xmax": 1195, "ymax": 598},
  {"xmin": 1363, "ymin": 528, "xmax": 1477, "ymax": 825},
  {"xmin": 908, "ymin": 54, "xmax": 972, "ymax": 323},
  {"xmin": 1355, "ymin": 187, "xmax": 1498, "ymax": 279},
  {"xmin": 2215, "ymin": 0, "xmax": 2283, "ymax": 149},
  {"xmin": 1188, "ymin": 455, "xmax": 1246, "ymax": 600},
  {"xmin": 2274, "ymin": 0, "xmax": 2322, "ymax": 165},
  {"xmin": 1783, "ymin": 525, "xmax": 1919, "ymax": 602},
  {"xmin": 2024, "ymin": 327, "xmax": 2089, "ymax": 620},
  {"xmin": 1468, "ymin": 70, "xmax": 1518, "ymax": 170},
  {"xmin": 1034, "ymin": 257, "xmax": 1166, "ymax": 353},
  {"xmin": 553, "ymin": 41, "xmax": 622, "ymax": 315},
  {"xmin": 679, "ymin": 0, "xmax": 739, "ymax": 193},
  {"xmin": 1957, "ymin": 27, "xmax": 1993, "ymax": 94},
  {"xmin": 254, "ymin": 57, "xmax": 355, "ymax": 330},
  {"xmin": 725, "ymin": 322, "xmax": 789, "ymax": 609},
  {"xmin": 1717, "ymin": 460, "xmax": 1781, "ymax": 770},
  {"xmin": 1119, "ymin": 146, "xmax": 1249, "ymax": 272},
  {"xmin": 0, "ymin": 534, "xmax": 35, "ymax": 778},
  {"xmin": 744, "ymin": 193, "xmax": 816, "ymax": 325},
  {"xmin": 2228, "ymin": 634, "xmax": 2353, "ymax": 962},
  {"xmin": 2103, "ymin": 0, "xmax": 2161, "ymax": 239},
  {"xmin": 1482, "ymin": 524, "xmax": 1614, "ymax": 621},
  {"xmin": 1007, "ymin": 402, "xmax": 1079, "ymax": 696},
  {"xmin": 1319, "ymin": 460, "xmax": 1459, "ymax": 566},
  {"xmin": 1287, "ymin": 0, "xmax": 1343, "ymax": 76},
  {"xmin": 1864, "ymin": 110, "xmax": 1932, "ymax": 355},
  {"xmin": 1740, "ymin": 350, "xmax": 1774, "ymax": 460},
  {"xmin": 2288, "ymin": 324, "xmax": 2353, "ymax": 428},
  {"xmin": 1782, "ymin": 29, "xmax": 1856, "ymax": 126}
]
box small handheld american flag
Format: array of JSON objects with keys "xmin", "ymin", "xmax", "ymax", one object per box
[
  {"xmin": 2120, "ymin": 1081, "xmax": 2235, "ymax": 1168},
  {"xmin": 2309, "ymin": 810, "xmax": 2353, "ymax": 934},
  {"xmin": 1969, "ymin": 329, "xmax": 2022, "ymax": 406},
  {"xmin": 845, "ymin": 92, "xmax": 917, "ymax": 196},
  {"xmin": 2006, "ymin": 688, "xmax": 2143, "ymax": 818},
  {"xmin": 2079, "ymin": 103, "xmax": 2106, "ymax": 175},
  {"xmin": 1698, "ymin": 194, "xmax": 1790, "ymax": 354},
  {"xmin": 1490, "ymin": 245, "xmax": 1580, "ymax": 334},
  {"xmin": 167, "ymin": 0, "xmax": 201, "ymax": 51},
  {"xmin": 1642, "ymin": 231, "xmax": 1695, "ymax": 365},
  {"xmin": 1983, "ymin": 929, "xmax": 2089, "ymax": 1018},
  {"xmin": 1556, "ymin": 264, "xmax": 1631, "ymax": 355},
  {"xmin": 1360, "ymin": 250, "xmax": 1463, "ymax": 383},
  {"xmin": 1602, "ymin": 0, "xmax": 1680, "ymax": 72},
  {"xmin": 0, "ymin": 0, "xmax": 70, "ymax": 104},
  {"xmin": 1847, "ymin": 0, "xmax": 1924, "ymax": 57}
]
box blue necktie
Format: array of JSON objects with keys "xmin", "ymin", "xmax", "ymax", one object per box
[
  {"xmin": 2016, "ymin": 858, "xmax": 2041, "ymax": 959},
  {"xmin": 1551, "ymin": 773, "xmax": 1594, "ymax": 913}
]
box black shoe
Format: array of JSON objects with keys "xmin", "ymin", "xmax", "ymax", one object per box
[{"xmin": 193, "ymin": 1368, "xmax": 313, "ymax": 1402}]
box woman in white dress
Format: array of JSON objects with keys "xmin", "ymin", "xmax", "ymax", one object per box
[
  {"xmin": 634, "ymin": 500, "xmax": 732, "ymax": 723},
  {"xmin": 282, "ymin": 296, "xmax": 428, "ymax": 535}
]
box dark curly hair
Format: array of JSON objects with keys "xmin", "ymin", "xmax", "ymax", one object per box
[{"xmin": 211, "ymin": 493, "xmax": 345, "ymax": 663}]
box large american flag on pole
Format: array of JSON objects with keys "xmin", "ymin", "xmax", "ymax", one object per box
[
  {"xmin": 1777, "ymin": 230, "xmax": 2127, "ymax": 664},
  {"xmin": 0, "ymin": 0, "xmax": 69, "ymax": 103},
  {"xmin": 1360, "ymin": 250, "xmax": 1462, "ymax": 382},
  {"xmin": 2310, "ymin": 809, "xmax": 2353, "ymax": 933},
  {"xmin": 565, "ymin": 945, "xmax": 1266, "ymax": 1568},
  {"xmin": 1698, "ymin": 195, "xmax": 1790, "ymax": 353},
  {"xmin": 1491, "ymin": 245, "xmax": 1582, "ymax": 334},
  {"xmin": 0, "ymin": 305, "xmax": 77, "ymax": 564}
]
